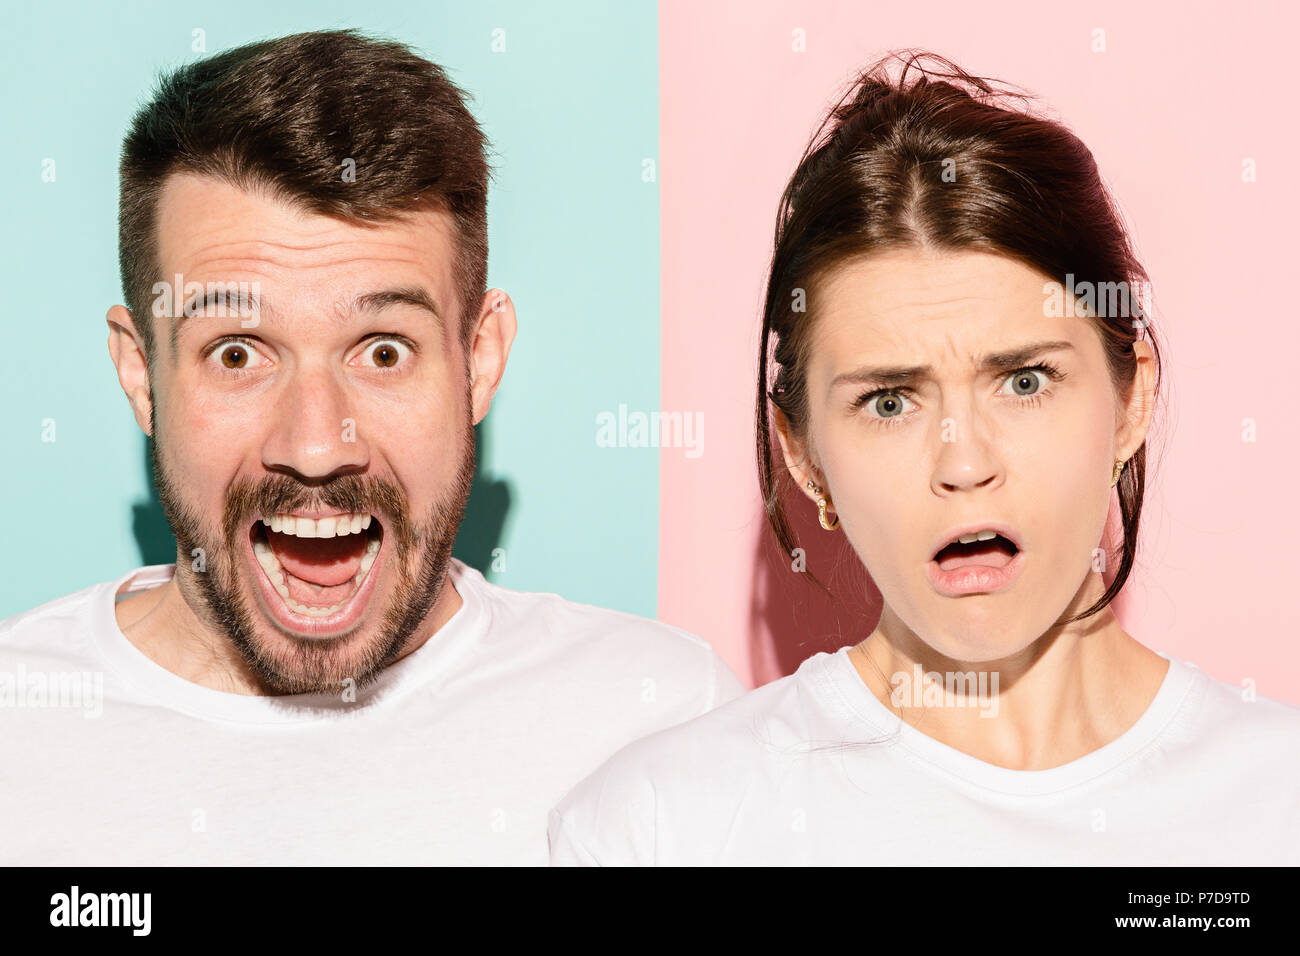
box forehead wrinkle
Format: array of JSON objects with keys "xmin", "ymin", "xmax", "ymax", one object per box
[
  {"xmin": 810, "ymin": 252, "xmax": 1071, "ymax": 390},
  {"xmin": 182, "ymin": 242, "xmax": 429, "ymax": 273},
  {"xmin": 815, "ymin": 278, "xmax": 995, "ymax": 354},
  {"xmin": 893, "ymin": 285, "xmax": 999, "ymax": 308}
]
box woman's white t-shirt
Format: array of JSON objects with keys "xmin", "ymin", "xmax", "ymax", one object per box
[{"xmin": 549, "ymin": 647, "xmax": 1300, "ymax": 865}]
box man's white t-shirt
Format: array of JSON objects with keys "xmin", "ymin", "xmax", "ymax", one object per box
[
  {"xmin": 549, "ymin": 645, "xmax": 1300, "ymax": 865},
  {"xmin": 0, "ymin": 559, "xmax": 745, "ymax": 865}
]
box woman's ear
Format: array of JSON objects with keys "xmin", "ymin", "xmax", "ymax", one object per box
[
  {"xmin": 772, "ymin": 405, "xmax": 826, "ymax": 504},
  {"xmin": 1115, "ymin": 338, "xmax": 1156, "ymax": 461}
]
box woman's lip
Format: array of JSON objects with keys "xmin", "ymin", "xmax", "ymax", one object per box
[
  {"xmin": 926, "ymin": 549, "xmax": 1025, "ymax": 597},
  {"xmin": 242, "ymin": 523, "xmax": 386, "ymax": 638}
]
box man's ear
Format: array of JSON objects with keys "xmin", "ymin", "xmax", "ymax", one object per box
[
  {"xmin": 106, "ymin": 304, "xmax": 154, "ymax": 436},
  {"xmin": 1115, "ymin": 338, "xmax": 1156, "ymax": 462},
  {"xmin": 772, "ymin": 404, "xmax": 829, "ymax": 506},
  {"xmin": 466, "ymin": 288, "xmax": 517, "ymax": 425}
]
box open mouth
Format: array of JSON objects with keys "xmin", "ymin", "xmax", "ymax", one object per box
[
  {"xmin": 926, "ymin": 525, "xmax": 1024, "ymax": 597},
  {"xmin": 932, "ymin": 530, "xmax": 1020, "ymax": 572},
  {"xmin": 246, "ymin": 512, "xmax": 385, "ymax": 633}
]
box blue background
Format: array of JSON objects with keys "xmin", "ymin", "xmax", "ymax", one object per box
[{"xmin": 0, "ymin": 0, "xmax": 662, "ymax": 618}]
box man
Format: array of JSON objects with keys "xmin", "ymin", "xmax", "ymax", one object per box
[{"xmin": 0, "ymin": 29, "xmax": 744, "ymax": 864}]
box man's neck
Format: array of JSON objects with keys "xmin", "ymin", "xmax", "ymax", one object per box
[{"xmin": 113, "ymin": 565, "xmax": 462, "ymax": 695}]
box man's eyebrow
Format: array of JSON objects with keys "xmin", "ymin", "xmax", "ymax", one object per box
[
  {"xmin": 171, "ymin": 285, "xmax": 443, "ymax": 346},
  {"xmin": 352, "ymin": 287, "xmax": 443, "ymax": 325},
  {"xmin": 829, "ymin": 339, "xmax": 1076, "ymax": 389}
]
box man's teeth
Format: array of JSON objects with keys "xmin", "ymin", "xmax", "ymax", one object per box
[
  {"xmin": 261, "ymin": 513, "xmax": 373, "ymax": 537},
  {"xmin": 251, "ymin": 534, "xmax": 380, "ymax": 618}
]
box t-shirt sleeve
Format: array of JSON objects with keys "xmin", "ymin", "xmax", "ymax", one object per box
[
  {"xmin": 709, "ymin": 651, "xmax": 749, "ymax": 711},
  {"xmin": 547, "ymin": 807, "xmax": 602, "ymax": 866},
  {"xmin": 546, "ymin": 746, "xmax": 658, "ymax": 866}
]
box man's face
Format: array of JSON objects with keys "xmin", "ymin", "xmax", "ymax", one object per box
[{"xmin": 142, "ymin": 172, "xmax": 476, "ymax": 694}]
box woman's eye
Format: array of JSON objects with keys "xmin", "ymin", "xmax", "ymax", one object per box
[
  {"xmin": 999, "ymin": 368, "xmax": 1045, "ymax": 397},
  {"xmin": 210, "ymin": 340, "xmax": 266, "ymax": 370},
  {"xmin": 863, "ymin": 391, "xmax": 914, "ymax": 419},
  {"xmin": 357, "ymin": 339, "xmax": 411, "ymax": 369}
]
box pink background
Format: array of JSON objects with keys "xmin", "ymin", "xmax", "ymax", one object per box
[{"xmin": 656, "ymin": 0, "xmax": 1300, "ymax": 702}]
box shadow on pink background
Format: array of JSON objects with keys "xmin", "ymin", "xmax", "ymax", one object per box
[{"xmin": 657, "ymin": 0, "xmax": 1300, "ymax": 700}]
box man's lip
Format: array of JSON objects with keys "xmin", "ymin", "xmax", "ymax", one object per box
[
  {"xmin": 929, "ymin": 521, "xmax": 1023, "ymax": 560},
  {"xmin": 243, "ymin": 519, "xmax": 386, "ymax": 638},
  {"xmin": 252, "ymin": 510, "xmax": 377, "ymax": 521}
]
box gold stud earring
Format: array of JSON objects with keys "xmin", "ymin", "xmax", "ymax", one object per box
[
  {"xmin": 806, "ymin": 480, "xmax": 839, "ymax": 531},
  {"xmin": 1110, "ymin": 458, "xmax": 1126, "ymax": 488}
]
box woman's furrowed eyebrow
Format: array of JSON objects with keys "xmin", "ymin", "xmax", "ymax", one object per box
[{"xmin": 829, "ymin": 339, "xmax": 1076, "ymax": 389}]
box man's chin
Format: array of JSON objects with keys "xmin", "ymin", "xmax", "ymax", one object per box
[
  {"xmin": 172, "ymin": 527, "xmax": 406, "ymax": 696},
  {"xmin": 235, "ymin": 618, "xmax": 399, "ymax": 696},
  {"xmin": 233, "ymin": 587, "xmax": 405, "ymax": 695},
  {"xmin": 235, "ymin": 552, "xmax": 411, "ymax": 695}
]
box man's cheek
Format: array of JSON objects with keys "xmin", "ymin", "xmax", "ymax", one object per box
[
  {"xmin": 180, "ymin": 401, "xmax": 260, "ymax": 467},
  {"xmin": 392, "ymin": 419, "xmax": 458, "ymax": 467},
  {"xmin": 185, "ymin": 393, "xmax": 248, "ymax": 435}
]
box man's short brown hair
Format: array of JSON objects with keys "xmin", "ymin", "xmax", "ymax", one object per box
[{"xmin": 118, "ymin": 28, "xmax": 491, "ymax": 362}]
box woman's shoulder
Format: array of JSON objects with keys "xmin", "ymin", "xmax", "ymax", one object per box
[
  {"xmin": 1137, "ymin": 655, "xmax": 1300, "ymax": 816},
  {"xmin": 1171, "ymin": 656, "xmax": 1300, "ymax": 752}
]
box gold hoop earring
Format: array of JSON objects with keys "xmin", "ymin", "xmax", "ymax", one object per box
[
  {"xmin": 806, "ymin": 480, "xmax": 839, "ymax": 531},
  {"xmin": 1110, "ymin": 458, "xmax": 1126, "ymax": 488}
]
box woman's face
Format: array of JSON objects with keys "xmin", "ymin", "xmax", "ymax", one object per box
[{"xmin": 778, "ymin": 247, "xmax": 1154, "ymax": 660}]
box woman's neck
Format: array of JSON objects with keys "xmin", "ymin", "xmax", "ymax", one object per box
[{"xmin": 850, "ymin": 598, "xmax": 1170, "ymax": 771}]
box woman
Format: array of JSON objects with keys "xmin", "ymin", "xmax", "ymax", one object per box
[{"xmin": 548, "ymin": 52, "xmax": 1300, "ymax": 865}]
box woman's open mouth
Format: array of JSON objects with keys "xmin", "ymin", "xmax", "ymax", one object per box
[
  {"xmin": 926, "ymin": 527, "xmax": 1024, "ymax": 597},
  {"xmin": 244, "ymin": 511, "xmax": 386, "ymax": 637}
]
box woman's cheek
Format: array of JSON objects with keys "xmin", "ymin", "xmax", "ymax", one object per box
[
  {"xmin": 824, "ymin": 428, "xmax": 902, "ymax": 546},
  {"xmin": 829, "ymin": 472, "xmax": 908, "ymax": 587}
]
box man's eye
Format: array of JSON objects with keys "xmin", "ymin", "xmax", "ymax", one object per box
[
  {"xmin": 209, "ymin": 340, "xmax": 266, "ymax": 370},
  {"xmin": 357, "ymin": 339, "xmax": 412, "ymax": 369}
]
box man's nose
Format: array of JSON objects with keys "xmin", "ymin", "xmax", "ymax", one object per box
[{"xmin": 259, "ymin": 366, "xmax": 370, "ymax": 480}]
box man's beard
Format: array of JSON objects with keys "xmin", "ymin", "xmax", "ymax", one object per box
[{"xmin": 148, "ymin": 411, "xmax": 476, "ymax": 696}]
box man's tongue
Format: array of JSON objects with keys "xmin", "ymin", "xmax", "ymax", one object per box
[
  {"xmin": 935, "ymin": 539, "xmax": 1016, "ymax": 572},
  {"xmin": 266, "ymin": 530, "xmax": 367, "ymax": 606}
]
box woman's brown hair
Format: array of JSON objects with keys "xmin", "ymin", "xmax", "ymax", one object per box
[{"xmin": 756, "ymin": 50, "xmax": 1163, "ymax": 627}]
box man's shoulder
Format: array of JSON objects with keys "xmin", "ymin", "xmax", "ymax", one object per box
[
  {"xmin": 456, "ymin": 559, "xmax": 733, "ymax": 675},
  {"xmin": 455, "ymin": 561, "xmax": 751, "ymax": 806},
  {"xmin": 0, "ymin": 579, "xmax": 108, "ymax": 648},
  {"xmin": 555, "ymin": 670, "xmax": 802, "ymax": 805},
  {"xmin": 547, "ymin": 672, "xmax": 809, "ymax": 864}
]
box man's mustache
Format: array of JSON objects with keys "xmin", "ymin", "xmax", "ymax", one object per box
[{"xmin": 221, "ymin": 474, "xmax": 415, "ymax": 551}]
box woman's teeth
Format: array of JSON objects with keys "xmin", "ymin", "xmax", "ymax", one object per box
[
  {"xmin": 261, "ymin": 513, "xmax": 372, "ymax": 537},
  {"xmin": 251, "ymin": 534, "xmax": 380, "ymax": 618}
]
